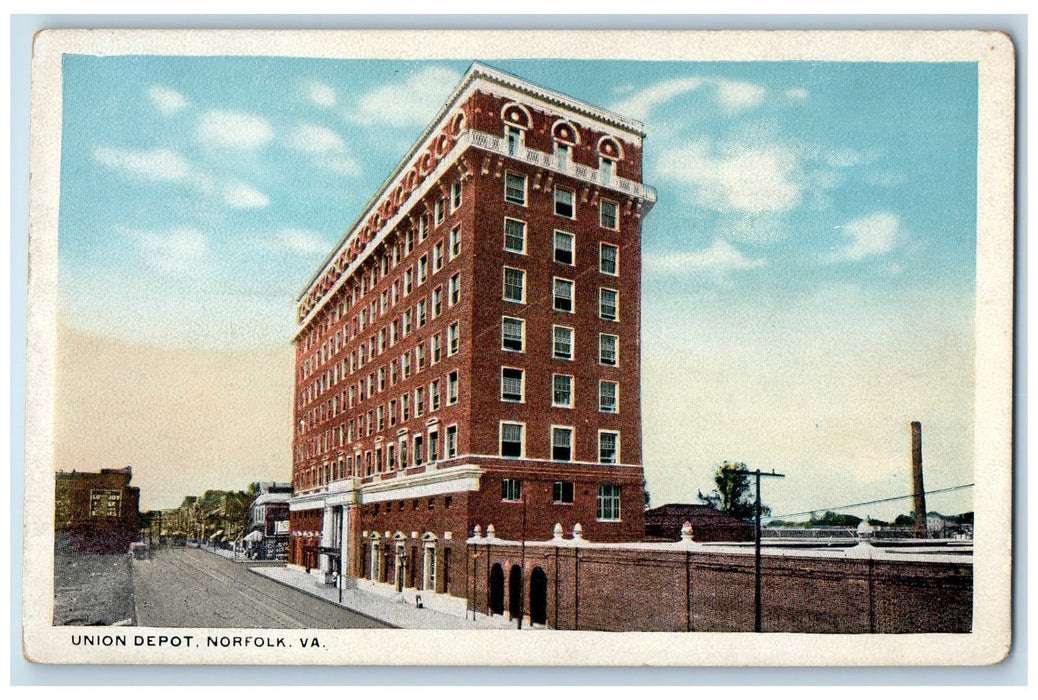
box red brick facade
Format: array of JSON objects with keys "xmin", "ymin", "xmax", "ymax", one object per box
[
  {"xmin": 288, "ymin": 64, "xmax": 654, "ymax": 591},
  {"xmin": 54, "ymin": 467, "xmax": 141, "ymax": 553}
]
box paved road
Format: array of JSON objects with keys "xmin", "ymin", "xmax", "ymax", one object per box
[{"xmin": 132, "ymin": 546, "xmax": 389, "ymax": 628}]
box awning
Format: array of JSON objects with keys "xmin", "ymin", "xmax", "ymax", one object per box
[
  {"xmin": 243, "ymin": 530, "xmax": 264, "ymax": 542},
  {"xmin": 209, "ymin": 530, "xmax": 224, "ymax": 540}
]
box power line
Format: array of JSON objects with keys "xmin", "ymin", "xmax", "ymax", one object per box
[{"xmin": 768, "ymin": 483, "xmax": 974, "ymax": 520}]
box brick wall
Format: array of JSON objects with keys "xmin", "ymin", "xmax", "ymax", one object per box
[{"xmin": 468, "ymin": 541, "xmax": 972, "ymax": 633}]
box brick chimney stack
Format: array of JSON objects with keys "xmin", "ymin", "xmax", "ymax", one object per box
[{"xmin": 911, "ymin": 421, "xmax": 928, "ymax": 538}]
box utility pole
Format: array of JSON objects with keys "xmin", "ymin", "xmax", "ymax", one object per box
[
  {"xmin": 732, "ymin": 467, "xmax": 785, "ymax": 633},
  {"xmin": 517, "ymin": 489, "xmax": 527, "ymax": 630}
]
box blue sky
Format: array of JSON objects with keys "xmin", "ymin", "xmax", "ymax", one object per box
[{"xmin": 56, "ymin": 56, "xmax": 978, "ymax": 516}]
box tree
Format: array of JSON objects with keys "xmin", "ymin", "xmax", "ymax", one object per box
[{"xmin": 697, "ymin": 461, "xmax": 768, "ymax": 520}]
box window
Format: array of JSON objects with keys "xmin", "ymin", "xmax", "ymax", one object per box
[
  {"xmin": 414, "ymin": 435, "xmax": 424, "ymax": 465},
  {"xmin": 500, "ymin": 422, "xmax": 524, "ymax": 458},
  {"xmin": 500, "ymin": 367, "xmax": 524, "ymax": 403},
  {"xmin": 447, "ymin": 322, "xmax": 460, "ymax": 356},
  {"xmin": 504, "ymin": 218, "xmax": 526, "ymax": 253},
  {"xmin": 597, "ymin": 484, "xmax": 621, "ymax": 521},
  {"xmin": 448, "ymin": 273, "xmax": 460, "ymax": 306},
  {"xmin": 503, "ymin": 267, "xmax": 525, "ymax": 303},
  {"xmin": 600, "ymin": 158, "xmax": 615, "ymax": 185},
  {"xmin": 600, "ymin": 243, "xmax": 619, "ymax": 276},
  {"xmin": 445, "ymin": 425, "xmax": 457, "ymax": 458},
  {"xmin": 552, "ymin": 374, "xmax": 573, "ymax": 408},
  {"xmin": 600, "ymin": 199, "xmax": 619, "ymax": 230},
  {"xmin": 430, "ymin": 380, "xmax": 440, "ymax": 411},
  {"xmin": 553, "ymin": 325, "xmax": 573, "ymax": 360},
  {"xmin": 553, "ymin": 231, "xmax": 574, "ymax": 265},
  {"xmin": 434, "ymin": 199, "xmax": 445, "ymax": 226},
  {"xmin": 502, "ymin": 477, "xmax": 522, "ymax": 501},
  {"xmin": 451, "ymin": 181, "xmax": 463, "ymax": 211},
  {"xmin": 431, "ymin": 334, "xmax": 442, "ymax": 364},
  {"xmin": 553, "ymin": 481, "xmax": 574, "ymax": 504},
  {"xmin": 447, "ymin": 371, "xmax": 458, "ymax": 405},
  {"xmin": 401, "ymin": 394, "xmax": 410, "ymax": 420},
  {"xmin": 599, "ymin": 381, "xmax": 618, "ymax": 413},
  {"xmin": 501, "ymin": 317, "xmax": 525, "ymax": 352},
  {"xmin": 553, "ymin": 278, "xmax": 574, "ymax": 313},
  {"xmin": 431, "ymin": 287, "xmax": 442, "ymax": 318},
  {"xmin": 554, "ymin": 186, "xmax": 574, "ymax": 218},
  {"xmin": 506, "ymin": 125, "xmax": 523, "ymax": 155},
  {"xmin": 415, "ymin": 387, "xmax": 424, "ymax": 417},
  {"xmin": 417, "ymin": 255, "xmax": 428, "ymax": 285},
  {"xmin": 600, "ymin": 288, "xmax": 618, "ymax": 322},
  {"xmin": 599, "ymin": 333, "xmax": 618, "ymax": 366},
  {"xmin": 417, "ymin": 215, "xmax": 429, "ymax": 241},
  {"xmin": 428, "ymin": 429, "xmax": 439, "ymax": 462},
  {"xmin": 599, "ymin": 431, "xmax": 619, "ymax": 464},
  {"xmin": 449, "ymin": 227, "xmax": 461, "ymax": 259},
  {"xmin": 432, "ymin": 242, "xmax": 443, "ymax": 273},
  {"xmin": 416, "ymin": 299, "xmax": 427, "ymax": 328},
  {"xmin": 505, "ymin": 172, "xmax": 526, "ymax": 206},
  {"xmin": 555, "ymin": 142, "xmax": 570, "ymax": 168},
  {"xmin": 552, "ymin": 427, "xmax": 573, "ymax": 461}
]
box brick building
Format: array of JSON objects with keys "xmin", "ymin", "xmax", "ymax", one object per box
[
  {"xmin": 288, "ymin": 63, "xmax": 655, "ymax": 598},
  {"xmin": 54, "ymin": 466, "xmax": 141, "ymax": 552},
  {"xmin": 643, "ymin": 503, "xmax": 754, "ymax": 542}
]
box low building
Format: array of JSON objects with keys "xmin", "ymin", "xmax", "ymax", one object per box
[
  {"xmin": 643, "ymin": 504, "xmax": 754, "ymax": 542},
  {"xmin": 54, "ymin": 466, "xmax": 141, "ymax": 552}
]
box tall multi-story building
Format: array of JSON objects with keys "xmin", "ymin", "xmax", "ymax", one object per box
[{"xmin": 288, "ymin": 64, "xmax": 655, "ymax": 597}]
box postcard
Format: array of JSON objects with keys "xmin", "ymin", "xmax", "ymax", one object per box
[{"xmin": 23, "ymin": 28, "xmax": 1014, "ymax": 666}]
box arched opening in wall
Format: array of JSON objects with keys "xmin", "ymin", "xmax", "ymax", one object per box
[
  {"xmin": 422, "ymin": 533, "xmax": 438, "ymax": 592},
  {"xmin": 529, "ymin": 566, "xmax": 548, "ymax": 626},
  {"xmin": 489, "ymin": 563, "xmax": 505, "ymax": 615},
  {"xmin": 509, "ymin": 564, "xmax": 523, "ymax": 620},
  {"xmin": 369, "ymin": 533, "xmax": 381, "ymax": 582}
]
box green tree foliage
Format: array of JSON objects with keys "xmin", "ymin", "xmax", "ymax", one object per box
[
  {"xmin": 809, "ymin": 511, "xmax": 862, "ymax": 527},
  {"xmin": 697, "ymin": 461, "xmax": 768, "ymax": 520}
]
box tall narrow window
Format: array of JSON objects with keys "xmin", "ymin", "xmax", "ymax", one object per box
[
  {"xmin": 599, "ymin": 381, "xmax": 618, "ymax": 414},
  {"xmin": 500, "ymin": 423, "xmax": 524, "ymax": 458},
  {"xmin": 599, "ymin": 334, "xmax": 618, "ymax": 366},
  {"xmin": 447, "ymin": 371, "xmax": 458, "ymax": 405},
  {"xmin": 553, "ymin": 278, "xmax": 574, "ymax": 313},
  {"xmin": 430, "ymin": 379, "xmax": 441, "ymax": 411},
  {"xmin": 600, "ymin": 288, "xmax": 618, "ymax": 322},
  {"xmin": 553, "ymin": 481, "xmax": 574, "ymax": 504},
  {"xmin": 551, "ymin": 427, "xmax": 573, "ymax": 461},
  {"xmin": 501, "ymin": 317, "xmax": 525, "ymax": 352},
  {"xmin": 503, "ymin": 268, "xmax": 526, "ymax": 303},
  {"xmin": 445, "ymin": 424, "xmax": 457, "ymax": 458},
  {"xmin": 556, "ymin": 142, "xmax": 570, "ymax": 168},
  {"xmin": 599, "ymin": 158, "xmax": 615, "ymax": 185},
  {"xmin": 600, "ymin": 243, "xmax": 619, "ymax": 276},
  {"xmin": 597, "ymin": 484, "xmax": 621, "ymax": 521},
  {"xmin": 600, "ymin": 199, "xmax": 619, "ymax": 230},
  {"xmin": 500, "ymin": 368, "xmax": 524, "ymax": 403},
  {"xmin": 599, "ymin": 431, "xmax": 619, "ymax": 464},
  {"xmin": 448, "ymin": 274, "xmax": 460, "ymax": 306},
  {"xmin": 447, "ymin": 323, "xmax": 460, "ymax": 356},
  {"xmin": 506, "ymin": 126, "xmax": 523, "ymax": 156},
  {"xmin": 504, "ymin": 218, "xmax": 526, "ymax": 253},
  {"xmin": 553, "ymin": 326, "xmax": 573, "ymax": 361},
  {"xmin": 552, "ymin": 374, "xmax": 573, "ymax": 408},
  {"xmin": 553, "ymin": 231, "xmax": 574, "ymax": 265},
  {"xmin": 505, "ymin": 172, "xmax": 526, "ymax": 206},
  {"xmin": 554, "ymin": 186, "xmax": 575, "ymax": 218},
  {"xmin": 449, "ymin": 226, "xmax": 461, "ymax": 259},
  {"xmin": 451, "ymin": 181, "xmax": 463, "ymax": 211}
]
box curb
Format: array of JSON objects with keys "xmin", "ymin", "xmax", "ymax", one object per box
[{"xmin": 245, "ymin": 567, "xmax": 399, "ymax": 629}]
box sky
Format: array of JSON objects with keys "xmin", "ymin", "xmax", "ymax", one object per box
[{"xmin": 54, "ymin": 55, "xmax": 978, "ymax": 518}]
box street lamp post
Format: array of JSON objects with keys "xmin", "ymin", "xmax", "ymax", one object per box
[{"xmin": 517, "ymin": 488, "xmax": 527, "ymax": 630}]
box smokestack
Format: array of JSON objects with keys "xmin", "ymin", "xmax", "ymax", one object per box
[{"xmin": 911, "ymin": 421, "xmax": 927, "ymax": 538}]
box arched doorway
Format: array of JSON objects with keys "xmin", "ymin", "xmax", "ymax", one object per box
[
  {"xmin": 529, "ymin": 567, "xmax": 548, "ymax": 626},
  {"xmin": 489, "ymin": 564, "xmax": 505, "ymax": 615},
  {"xmin": 509, "ymin": 565, "xmax": 523, "ymax": 620}
]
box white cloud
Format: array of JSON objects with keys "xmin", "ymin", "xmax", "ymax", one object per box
[
  {"xmin": 826, "ymin": 212, "xmax": 902, "ymax": 263},
  {"xmin": 287, "ymin": 123, "xmax": 346, "ymax": 154},
  {"xmin": 260, "ymin": 228, "xmax": 329, "ymax": 257},
  {"xmin": 223, "ymin": 183, "xmax": 270, "ymax": 209},
  {"xmin": 148, "ymin": 85, "xmax": 188, "ymax": 115},
  {"xmin": 610, "ymin": 77, "xmax": 705, "ymax": 121},
  {"xmin": 645, "ymin": 239, "xmax": 765, "ymax": 278},
  {"xmin": 348, "ymin": 67, "xmax": 462, "ymax": 128},
  {"xmin": 724, "ymin": 213, "xmax": 794, "ymax": 245},
  {"xmin": 93, "ymin": 147, "xmax": 193, "ymax": 181},
  {"xmin": 715, "ymin": 79, "xmax": 766, "ymax": 112},
  {"xmin": 306, "ymin": 80, "xmax": 336, "ymax": 107},
  {"xmin": 322, "ymin": 154, "xmax": 362, "ymax": 178},
  {"xmin": 658, "ymin": 140, "xmax": 802, "ymax": 214},
  {"xmin": 610, "ymin": 76, "xmax": 767, "ymax": 120},
  {"xmin": 196, "ymin": 110, "xmax": 274, "ymax": 150},
  {"xmin": 785, "ymin": 87, "xmax": 809, "ymax": 102},
  {"xmin": 119, "ymin": 226, "xmax": 208, "ymax": 273}
]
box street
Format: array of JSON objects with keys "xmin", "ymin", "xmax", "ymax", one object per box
[{"xmin": 132, "ymin": 546, "xmax": 389, "ymax": 629}]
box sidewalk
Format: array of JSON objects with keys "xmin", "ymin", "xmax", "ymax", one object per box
[{"xmin": 250, "ymin": 565, "xmax": 518, "ymax": 630}]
